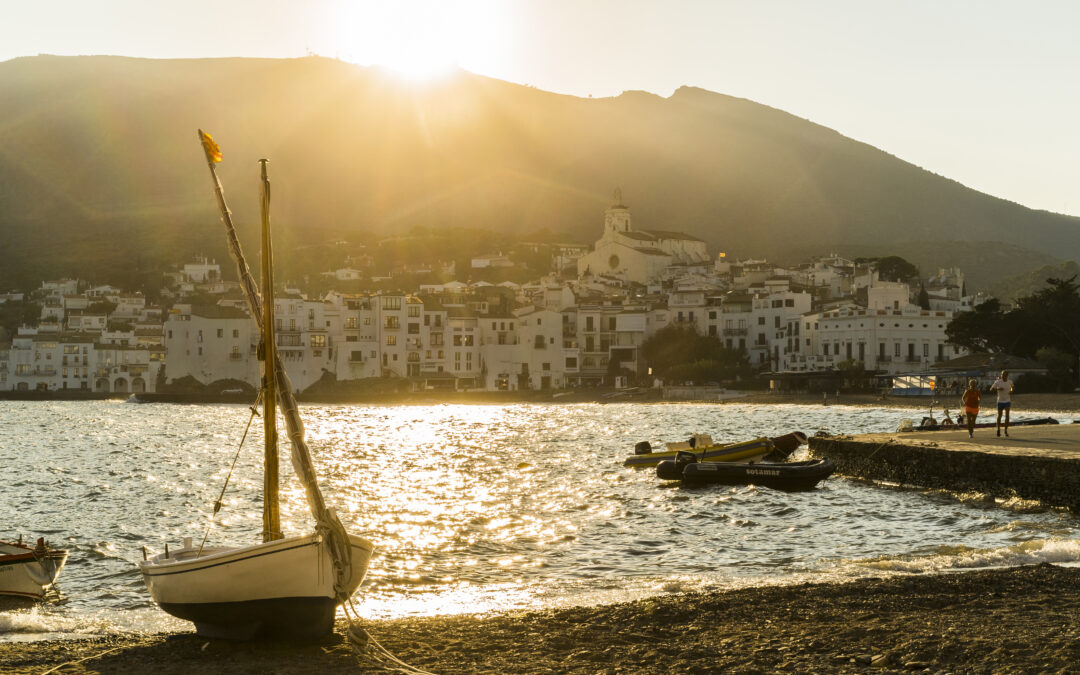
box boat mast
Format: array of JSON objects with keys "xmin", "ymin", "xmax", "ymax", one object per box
[
  {"xmin": 197, "ymin": 130, "xmax": 353, "ymax": 600},
  {"xmin": 259, "ymin": 159, "xmax": 282, "ymax": 543}
]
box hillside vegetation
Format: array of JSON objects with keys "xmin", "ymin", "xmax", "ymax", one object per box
[{"xmin": 1, "ymin": 55, "xmax": 1077, "ymax": 291}]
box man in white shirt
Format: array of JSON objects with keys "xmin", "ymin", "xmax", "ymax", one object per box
[{"xmin": 990, "ymin": 370, "xmax": 1014, "ymax": 437}]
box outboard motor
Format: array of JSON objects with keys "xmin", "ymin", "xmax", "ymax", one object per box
[
  {"xmin": 656, "ymin": 460, "xmax": 682, "ymax": 480},
  {"xmin": 634, "ymin": 441, "xmax": 653, "ymax": 455},
  {"xmin": 675, "ymin": 450, "xmax": 699, "ymax": 468},
  {"xmin": 656, "ymin": 450, "xmax": 700, "ymax": 481}
]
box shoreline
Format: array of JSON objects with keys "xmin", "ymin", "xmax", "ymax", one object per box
[
  {"xmin": 3, "ymin": 389, "xmax": 1079, "ymax": 414},
  {"xmin": 3, "ymin": 564, "xmax": 1078, "ymax": 673}
]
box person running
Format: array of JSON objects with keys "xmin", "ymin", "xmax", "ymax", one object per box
[
  {"xmin": 961, "ymin": 379, "xmax": 981, "ymax": 438},
  {"xmin": 990, "ymin": 370, "xmax": 1015, "ymax": 437}
]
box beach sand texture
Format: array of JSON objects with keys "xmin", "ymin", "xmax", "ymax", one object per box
[{"xmin": 3, "ymin": 564, "xmax": 1078, "ymax": 674}]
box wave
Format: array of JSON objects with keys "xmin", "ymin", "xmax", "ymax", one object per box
[{"xmin": 851, "ymin": 537, "xmax": 1080, "ymax": 574}]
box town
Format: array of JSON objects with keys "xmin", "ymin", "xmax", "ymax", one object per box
[{"xmin": 0, "ymin": 192, "xmax": 981, "ymax": 396}]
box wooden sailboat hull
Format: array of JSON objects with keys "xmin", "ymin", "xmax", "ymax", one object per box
[
  {"xmin": 0, "ymin": 540, "xmax": 68, "ymax": 600},
  {"xmin": 140, "ymin": 532, "xmax": 375, "ymax": 639}
]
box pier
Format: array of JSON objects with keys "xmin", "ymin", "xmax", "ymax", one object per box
[{"xmin": 809, "ymin": 423, "xmax": 1080, "ymax": 512}]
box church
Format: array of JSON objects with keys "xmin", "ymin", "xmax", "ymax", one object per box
[{"xmin": 576, "ymin": 190, "xmax": 710, "ymax": 284}]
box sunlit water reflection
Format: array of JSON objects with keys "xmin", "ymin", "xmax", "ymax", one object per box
[{"xmin": 1, "ymin": 400, "xmax": 1078, "ymax": 641}]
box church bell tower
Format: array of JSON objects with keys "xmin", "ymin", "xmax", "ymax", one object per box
[{"xmin": 603, "ymin": 187, "xmax": 631, "ymax": 238}]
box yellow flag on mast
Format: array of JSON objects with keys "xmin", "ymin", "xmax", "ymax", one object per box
[{"xmin": 198, "ymin": 129, "xmax": 222, "ymax": 163}]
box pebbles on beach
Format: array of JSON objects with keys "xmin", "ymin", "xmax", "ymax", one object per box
[{"xmin": 3, "ymin": 563, "xmax": 1078, "ymax": 674}]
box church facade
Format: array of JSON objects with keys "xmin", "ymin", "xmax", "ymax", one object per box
[{"xmin": 576, "ymin": 190, "xmax": 710, "ymax": 284}]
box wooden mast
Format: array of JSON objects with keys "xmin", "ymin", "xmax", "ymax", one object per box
[
  {"xmin": 259, "ymin": 159, "xmax": 282, "ymax": 542},
  {"xmin": 198, "ymin": 130, "xmax": 352, "ymax": 595}
]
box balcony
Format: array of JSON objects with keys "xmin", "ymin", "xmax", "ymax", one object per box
[
  {"xmin": 229, "ymin": 353, "xmax": 243, "ymax": 361},
  {"xmin": 723, "ymin": 328, "xmax": 747, "ymax": 336}
]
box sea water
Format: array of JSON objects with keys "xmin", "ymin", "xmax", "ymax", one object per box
[{"xmin": 1, "ymin": 400, "xmax": 1078, "ymax": 641}]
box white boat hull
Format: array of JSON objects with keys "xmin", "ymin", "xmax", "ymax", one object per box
[
  {"xmin": 140, "ymin": 532, "xmax": 375, "ymax": 639},
  {"xmin": 0, "ymin": 540, "xmax": 68, "ymax": 600}
]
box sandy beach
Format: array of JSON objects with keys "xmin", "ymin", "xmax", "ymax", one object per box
[{"xmin": 2, "ymin": 564, "xmax": 1078, "ymax": 674}]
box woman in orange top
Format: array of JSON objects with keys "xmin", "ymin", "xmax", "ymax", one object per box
[{"xmin": 961, "ymin": 379, "xmax": 981, "ymax": 438}]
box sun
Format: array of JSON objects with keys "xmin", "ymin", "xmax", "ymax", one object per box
[{"xmin": 332, "ymin": 0, "xmax": 508, "ymax": 82}]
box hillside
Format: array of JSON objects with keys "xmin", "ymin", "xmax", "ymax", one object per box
[
  {"xmin": 1, "ymin": 55, "xmax": 1078, "ymax": 290},
  {"xmin": 982, "ymin": 260, "xmax": 1080, "ymax": 303},
  {"xmin": 831, "ymin": 241, "xmax": 1062, "ymax": 294}
]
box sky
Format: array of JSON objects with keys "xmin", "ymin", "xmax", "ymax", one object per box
[{"xmin": 2, "ymin": 0, "xmax": 1078, "ymax": 217}]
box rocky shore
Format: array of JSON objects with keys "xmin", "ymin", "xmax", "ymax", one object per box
[{"xmin": 3, "ymin": 564, "xmax": 1078, "ymax": 674}]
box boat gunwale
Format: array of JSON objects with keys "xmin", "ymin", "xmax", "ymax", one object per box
[{"xmin": 139, "ymin": 533, "xmax": 374, "ymax": 578}]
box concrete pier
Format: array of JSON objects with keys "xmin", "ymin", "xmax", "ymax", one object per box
[{"xmin": 808, "ymin": 422, "xmax": 1080, "ymax": 512}]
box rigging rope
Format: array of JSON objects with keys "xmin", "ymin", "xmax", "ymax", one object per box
[
  {"xmin": 197, "ymin": 390, "xmax": 263, "ymax": 557},
  {"xmin": 342, "ymin": 599, "xmax": 435, "ymax": 675}
]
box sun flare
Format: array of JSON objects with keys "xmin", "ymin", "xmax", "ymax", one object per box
[{"xmin": 332, "ymin": 0, "xmax": 509, "ymax": 82}]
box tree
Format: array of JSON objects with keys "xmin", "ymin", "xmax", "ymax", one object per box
[
  {"xmin": 0, "ymin": 299, "xmax": 41, "ymax": 336},
  {"xmin": 1015, "ymin": 276, "xmax": 1080, "ymax": 385},
  {"xmin": 945, "ymin": 298, "xmax": 1008, "ymax": 353},
  {"xmin": 1035, "ymin": 347, "xmax": 1074, "ymax": 391},
  {"xmin": 875, "ymin": 256, "xmax": 919, "ymax": 283},
  {"xmin": 917, "ymin": 285, "xmax": 930, "ymax": 310},
  {"xmin": 641, "ymin": 325, "xmax": 752, "ymax": 383}
]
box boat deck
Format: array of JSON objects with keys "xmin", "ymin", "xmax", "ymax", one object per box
[{"xmin": 808, "ymin": 422, "xmax": 1080, "ymax": 512}]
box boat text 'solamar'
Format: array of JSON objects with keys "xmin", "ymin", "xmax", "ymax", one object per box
[{"xmin": 138, "ymin": 132, "xmax": 375, "ymax": 640}]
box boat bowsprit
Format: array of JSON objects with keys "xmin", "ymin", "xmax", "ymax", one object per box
[
  {"xmin": 0, "ymin": 536, "xmax": 68, "ymax": 600},
  {"xmin": 656, "ymin": 455, "xmax": 835, "ymax": 491}
]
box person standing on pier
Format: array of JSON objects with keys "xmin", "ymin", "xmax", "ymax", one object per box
[
  {"xmin": 991, "ymin": 370, "xmax": 1014, "ymax": 437},
  {"xmin": 962, "ymin": 379, "xmax": 981, "ymax": 438}
]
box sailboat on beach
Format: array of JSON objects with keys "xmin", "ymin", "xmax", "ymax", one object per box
[{"xmin": 139, "ymin": 132, "xmax": 375, "ymax": 639}]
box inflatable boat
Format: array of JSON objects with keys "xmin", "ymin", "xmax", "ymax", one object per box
[
  {"xmin": 657, "ymin": 454, "xmax": 835, "ymax": 491},
  {"xmin": 623, "ymin": 431, "xmax": 807, "ymax": 468}
]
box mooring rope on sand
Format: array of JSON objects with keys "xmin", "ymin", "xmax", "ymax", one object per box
[
  {"xmin": 343, "ymin": 599, "xmax": 435, "ymax": 674},
  {"xmin": 39, "ymin": 645, "xmax": 124, "ymax": 674}
]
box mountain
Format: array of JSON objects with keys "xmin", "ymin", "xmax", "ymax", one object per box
[
  {"xmin": 1, "ymin": 55, "xmax": 1078, "ymax": 291},
  {"xmin": 982, "ymin": 260, "xmax": 1080, "ymax": 303}
]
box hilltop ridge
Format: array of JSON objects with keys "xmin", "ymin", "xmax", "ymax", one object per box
[{"xmin": 0, "ymin": 55, "xmax": 1076, "ymax": 290}]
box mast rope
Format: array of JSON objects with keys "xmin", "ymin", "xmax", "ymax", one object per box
[
  {"xmin": 197, "ymin": 390, "xmax": 263, "ymax": 557},
  {"xmin": 342, "ymin": 599, "xmax": 435, "ymax": 674}
]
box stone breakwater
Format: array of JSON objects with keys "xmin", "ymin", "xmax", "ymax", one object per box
[{"xmin": 808, "ymin": 424, "xmax": 1080, "ymax": 513}]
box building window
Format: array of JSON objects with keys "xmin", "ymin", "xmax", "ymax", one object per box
[
  {"xmin": 382, "ymin": 296, "xmax": 402, "ymax": 310},
  {"xmin": 217, "ymin": 329, "xmax": 223, "ymax": 338},
  {"xmin": 386, "ymin": 335, "xmax": 396, "ymax": 346},
  {"xmin": 384, "ymin": 316, "xmax": 400, "ymax": 329},
  {"xmin": 311, "ymin": 335, "xmax": 326, "ymax": 348}
]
